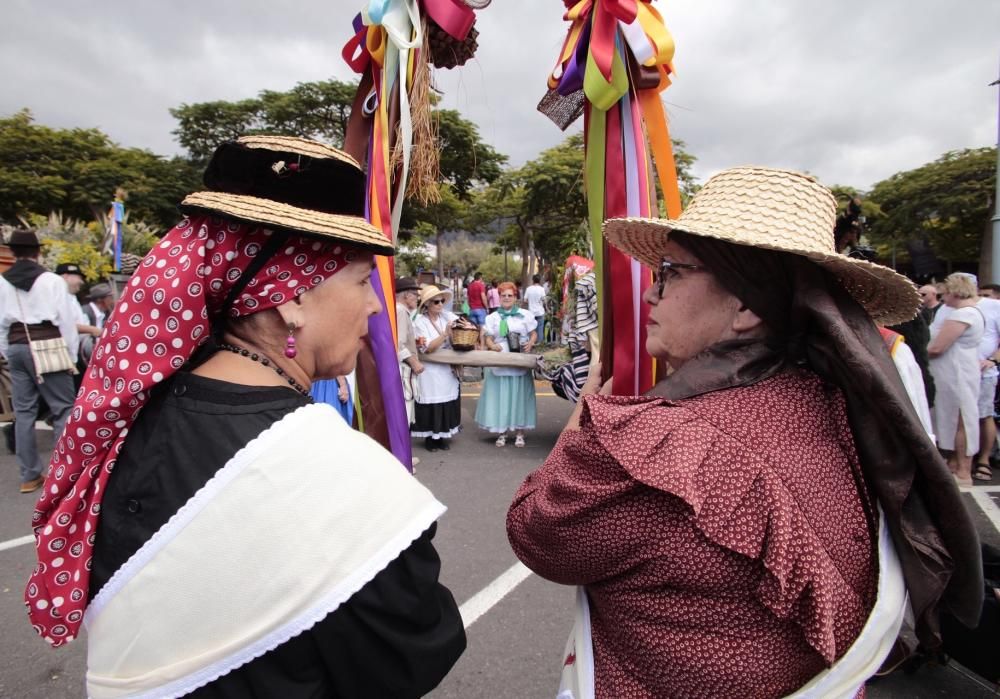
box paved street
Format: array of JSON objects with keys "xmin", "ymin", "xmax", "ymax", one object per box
[{"xmin": 1, "ymin": 385, "xmax": 998, "ymax": 697}]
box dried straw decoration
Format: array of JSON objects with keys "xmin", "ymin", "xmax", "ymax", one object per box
[{"xmin": 394, "ymin": 18, "xmax": 442, "ymax": 205}]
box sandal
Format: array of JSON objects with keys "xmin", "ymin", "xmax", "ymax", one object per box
[
  {"xmin": 495, "ymin": 434, "xmax": 506, "ymax": 447},
  {"xmin": 514, "ymin": 434, "xmax": 525, "ymax": 448},
  {"xmin": 973, "ymin": 463, "xmax": 993, "ymax": 481}
]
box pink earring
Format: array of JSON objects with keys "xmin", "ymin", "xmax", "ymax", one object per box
[{"xmin": 284, "ymin": 324, "xmax": 298, "ymax": 358}]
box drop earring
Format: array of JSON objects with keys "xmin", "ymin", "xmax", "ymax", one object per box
[{"xmin": 284, "ymin": 323, "xmax": 298, "ymax": 359}]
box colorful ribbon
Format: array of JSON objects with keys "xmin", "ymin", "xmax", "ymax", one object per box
[
  {"xmin": 549, "ymin": 0, "xmax": 679, "ymax": 395},
  {"xmin": 342, "ymin": 0, "xmax": 489, "ymax": 467}
]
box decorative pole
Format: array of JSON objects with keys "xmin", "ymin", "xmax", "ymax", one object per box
[
  {"xmin": 990, "ymin": 70, "xmax": 1000, "ymax": 284},
  {"xmin": 342, "ymin": 0, "xmax": 489, "ymax": 468},
  {"xmin": 107, "ymin": 192, "xmax": 126, "ymax": 272},
  {"xmin": 540, "ymin": 0, "xmax": 680, "ymax": 395}
]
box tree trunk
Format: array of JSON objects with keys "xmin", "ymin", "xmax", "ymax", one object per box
[{"xmin": 436, "ymin": 229, "xmax": 444, "ymax": 280}]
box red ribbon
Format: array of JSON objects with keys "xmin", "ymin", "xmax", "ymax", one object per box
[
  {"xmin": 342, "ymin": 26, "xmax": 371, "ymax": 74},
  {"xmin": 603, "ymin": 103, "xmax": 639, "ymax": 395},
  {"xmin": 590, "ymin": 0, "xmax": 639, "ymax": 81}
]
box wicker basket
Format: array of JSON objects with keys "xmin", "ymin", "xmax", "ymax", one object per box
[{"xmin": 450, "ymin": 326, "xmax": 479, "ymax": 351}]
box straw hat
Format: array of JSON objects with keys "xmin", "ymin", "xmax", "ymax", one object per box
[
  {"xmin": 179, "ymin": 135, "xmax": 393, "ymax": 255},
  {"xmin": 418, "ymin": 285, "xmax": 453, "ymax": 311},
  {"xmin": 603, "ymin": 166, "xmax": 919, "ymax": 325}
]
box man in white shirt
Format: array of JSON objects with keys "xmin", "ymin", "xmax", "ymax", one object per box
[
  {"xmin": 56, "ymin": 263, "xmax": 101, "ymax": 367},
  {"xmin": 394, "ymin": 277, "xmax": 425, "ymax": 425},
  {"xmin": 524, "ymin": 275, "xmax": 547, "ymax": 345},
  {"xmin": 83, "ymin": 282, "xmax": 115, "ymax": 330},
  {"xmin": 0, "ymin": 230, "xmax": 79, "ymax": 493}
]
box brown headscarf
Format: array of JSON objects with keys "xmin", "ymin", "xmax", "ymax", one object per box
[{"xmin": 651, "ymin": 231, "xmax": 983, "ymax": 650}]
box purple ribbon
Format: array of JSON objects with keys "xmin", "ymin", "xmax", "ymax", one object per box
[
  {"xmin": 368, "ymin": 265, "xmax": 414, "ymax": 471},
  {"xmin": 557, "ymin": 19, "xmax": 591, "ymax": 96}
]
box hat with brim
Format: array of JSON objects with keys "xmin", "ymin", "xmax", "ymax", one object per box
[
  {"xmin": 395, "ymin": 277, "xmax": 420, "ymax": 293},
  {"xmin": 418, "ymin": 285, "xmax": 453, "ymax": 311},
  {"xmin": 179, "ymin": 136, "xmax": 393, "ymax": 256},
  {"xmin": 55, "ymin": 263, "xmax": 83, "ymax": 277},
  {"xmin": 8, "ymin": 229, "xmax": 41, "ymax": 250},
  {"xmin": 603, "ymin": 166, "xmax": 919, "ymax": 326}
]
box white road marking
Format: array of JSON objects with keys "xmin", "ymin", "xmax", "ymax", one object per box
[
  {"xmin": 0, "ymin": 534, "xmax": 34, "ymax": 552},
  {"xmin": 969, "ymin": 490, "xmax": 1000, "ymax": 532},
  {"xmin": 459, "ymin": 561, "xmax": 533, "ymax": 630}
]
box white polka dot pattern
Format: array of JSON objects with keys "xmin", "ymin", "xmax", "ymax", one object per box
[{"xmin": 25, "ymin": 216, "xmax": 353, "ymax": 646}]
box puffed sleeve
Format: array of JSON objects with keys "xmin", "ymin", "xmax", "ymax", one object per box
[
  {"xmin": 483, "ymin": 312, "xmax": 500, "ymax": 339},
  {"xmin": 507, "ymin": 392, "xmax": 873, "ymax": 665}
]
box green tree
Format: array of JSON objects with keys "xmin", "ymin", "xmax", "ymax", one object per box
[
  {"xmin": 0, "ymin": 109, "xmax": 200, "ymax": 230},
  {"xmin": 866, "ymin": 147, "xmax": 997, "ymax": 265},
  {"xmin": 434, "ymin": 109, "xmax": 506, "ymax": 199},
  {"xmin": 170, "ymin": 79, "xmax": 359, "ymax": 165},
  {"xmin": 470, "ymin": 135, "xmax": 700, "ymax": 287}
]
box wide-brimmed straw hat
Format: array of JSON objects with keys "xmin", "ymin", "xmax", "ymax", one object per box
[
  {"xmin": 179, "ymin": 135, "xmax": 393, "ymax": 256},
  {"xmin": 418, "ymin": 285, "xmax": 453, "ymax": 311},
  {"xmin": 603, "ymin": 166, "xmax": 919, "ymax": 325}
]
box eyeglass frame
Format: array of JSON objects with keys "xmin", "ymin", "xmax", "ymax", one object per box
[
  {"xmin": 655, "ymin": 258, "xmax": 706, "ymax": 298},
  {"xmin": 428, "ymin": 298, "xmax": 446, "ymax": 305}
]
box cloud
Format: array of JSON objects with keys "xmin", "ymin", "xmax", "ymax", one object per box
[{"xmin": 2, "ymin": 0, "xmax": 997, "ymax": 190}]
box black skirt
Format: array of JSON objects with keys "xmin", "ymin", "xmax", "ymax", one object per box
[{"xmin": 412, "ymin": 398, "xmax": 462, "ymax": 438}]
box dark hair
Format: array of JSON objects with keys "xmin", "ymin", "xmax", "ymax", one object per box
[
  {"xmin": 532, "ymin": 274, "xmax": 541, "ymax": 284},
  {"xmin": 474, "ymin": 272, "xmax": 482, "ymax": 280},
  {"xmin": 980, "ymin": 283, "xmax": 1000, "ymax": 293}
]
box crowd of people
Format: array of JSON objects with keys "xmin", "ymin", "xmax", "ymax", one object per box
[
  {"xmin": 6, "ymin": 139, "xmax": 987, "ymax": 698},
  {"xmin": 916, "ymin": 275, "xmax": 1000, "ymax": 485},
  {"xmin": 396, "ymin": 274, "xmax": 547, "ymax": 451}
]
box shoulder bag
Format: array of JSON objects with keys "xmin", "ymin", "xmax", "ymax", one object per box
[{"xmin": 14, "ymin": 291, "xmax": 77, "ymax": 383}]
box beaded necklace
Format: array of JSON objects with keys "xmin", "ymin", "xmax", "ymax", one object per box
[{"xmin": 216, "ymin": 343, "xmax": 311, "ymax": 397}]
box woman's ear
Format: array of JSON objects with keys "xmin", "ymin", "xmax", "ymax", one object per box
[
  {"xmin": 275, "ymin": 296, "xmax": 307, "ymax": 330},
  {"xmin": 732, "ymin": 304, "xmax": 764, "ymax": 334}
]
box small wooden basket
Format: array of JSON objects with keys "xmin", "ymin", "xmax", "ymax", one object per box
[{"xmin": 450, "ymin": 326, "xmax": 479, "ymax": 352}]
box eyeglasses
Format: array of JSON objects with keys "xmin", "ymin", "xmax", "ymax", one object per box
[
  {"xmin": 429, "ymin": 298, "xmax": 445, "ymax": 305},
  {"xmin": 655, "ymin": 259, "xmax": 705, "ymax": 298},
  {"xmin": 500, "ymin": 293, "xmax": 516, "ymax": 298}
]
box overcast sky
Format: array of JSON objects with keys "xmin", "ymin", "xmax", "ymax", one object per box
[{"xmin": 2, "ymin": 1, "xmax": 997, "ymax": 190}]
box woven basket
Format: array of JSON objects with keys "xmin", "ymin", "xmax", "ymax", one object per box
[{"xmin": 450, "ymin": 327, "xmax": 479, "ymax": 351}]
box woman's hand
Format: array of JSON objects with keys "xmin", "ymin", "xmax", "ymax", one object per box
[
  {"xmin": 564, "ymin": 362, "xmax": 606, "ymax": 431},
  {"xmin": 580, "ymin": 361, "xmax": 605, "ymax": 397},
  {"xmin": 338, "ymin": 386, "xmax": 350, "ymax": 403}
]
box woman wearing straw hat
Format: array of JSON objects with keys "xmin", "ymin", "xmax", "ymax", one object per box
[
  {"xmin": 508, "ymin": 167, "xmax": 982, "ymax": 698},
  {"xmin": 26, "ymin": 136, "xmax": 465, "ymax": 698},
  {"xmin": 477, "ymin": 281, "xmax": 538, "ymax": 447},
  {"xmin": 412, "ymin": 285, "xmax": 462, "ymax": 451}
]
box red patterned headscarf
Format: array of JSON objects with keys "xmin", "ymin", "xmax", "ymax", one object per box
[{"xmin": 25, "ymin": 215, "xmax": 355, "ymax": 646}]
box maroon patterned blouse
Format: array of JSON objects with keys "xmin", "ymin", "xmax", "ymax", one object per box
[{"xmin": 507, "ymin": 370, "xmax": 878, "ymax": 698}]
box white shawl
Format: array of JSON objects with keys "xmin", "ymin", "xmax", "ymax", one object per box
[{"xmin": 85, "ymin": 402, "xmax": 445, "ymax": 699}]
